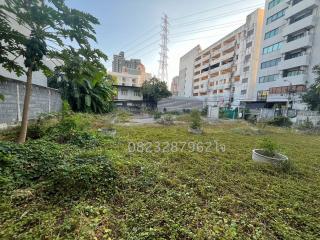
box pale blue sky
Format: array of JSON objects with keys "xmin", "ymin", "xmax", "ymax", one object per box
[{"xmin": 67, "ymin": 0, "xmax": 265, "ymax": 84}]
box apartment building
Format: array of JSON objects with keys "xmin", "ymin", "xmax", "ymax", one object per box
[
  {"xmin": 112, "ymin": 51, "xmax": 142, "ymax": 73},
  {"xmin": 177, "ymin": 45, "xmax": 202, "ymax": 97},
  {"xmin": 110, "ymin": 63, "xmax": 151, "ymax": 108},
  {"xmin": 256, "ymin": 0, "xmax": 320, "ymax": 109},
  {"xmin": 192, "ymin": 9, "xmax": 265, "ymax": 107},
  {"xmin": 171, "ymin": 76, "xmax": 179, "ymax": 96}
]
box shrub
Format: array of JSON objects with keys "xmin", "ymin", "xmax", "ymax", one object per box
[
  {"xmin": 50, "ymin": 155, "xmax": 117, "ymax": 197},
  {"xmin": 0, "ymin": 140, "xmax": 117, "ymax": 198},
  {"xmin": 259, "ymin": 138, "xmax": 278, "ymax": 157},
  {"xmin": 158, "ymin": 114, "xmax": 174, "ymax": 125},
  {"xmin": 190, "ymin": 110, "xmax": 201, "ymax": 130},
  {"xmin": 153, "ymin": 111, "xmax": 162, "ymax": 120},
  {"xmin": 201, "ymin": 106, "xmax": 208, "ymax": 116},
  {"xmin": 268, "ymin": 116, "xmax": 292, "ymax": 127}
]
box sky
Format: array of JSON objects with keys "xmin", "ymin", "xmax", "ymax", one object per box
[{"xmin": 66, "ymin": 0, "xmax": 266, "ymax": 86}]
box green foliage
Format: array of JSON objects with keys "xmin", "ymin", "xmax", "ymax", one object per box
[
  {"xmin": 268, "ymin": 116, "xmax": 293, "ymax": 127},
  {"xmin": 201, "ymin": 105, "xmax": 208, "ymax": 116},
  {"xmin": 303, "ymin": 65, "xmax": 320, "ymax": 111},
  {"xmin": 259, "ymin": 138, "xmax": 278, "ymax": 157},
  {"xmin": 1, "ymin": 116, "xmax": 320, "ymax": 239},
  {"xmin": 153, "ymin": 111, "xmax": 162, "ymax": 120},
  {"xmin": 141, "ymin": 77, "xmax": 171, "ymax": 108},
  {"xmin": 190, "ymin": 109, "xmax": 201, "ymax": 130},
  {"xmin": 158, "ymin": 114, "xmax": 174, "ymax": 125}
]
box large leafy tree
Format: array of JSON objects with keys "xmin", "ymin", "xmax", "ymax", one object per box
[
  {"xmin": 303, "ymin": 65, "xmax": 320, "ymax": 112},
  {"xmin": 141, "ymin": 77, "xmax": 171, "ymax": 108},
  {"xmin": 48, "ymin": 47, "xmax": 115, "ymax": 113},
  {"xmin": 0, "ymin": 0, "xmax": 105, "ymax": 143}
]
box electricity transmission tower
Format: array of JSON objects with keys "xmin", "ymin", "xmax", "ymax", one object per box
[{"xmin": 158, "ymin": 14, "xmax": 169, "ymax": 83}]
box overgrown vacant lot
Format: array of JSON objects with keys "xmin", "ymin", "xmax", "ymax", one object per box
[{"xmin": 0, "ymin": 114, "xmax": 319, "ymax": 239}]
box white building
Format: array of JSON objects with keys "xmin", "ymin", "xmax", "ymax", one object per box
[
  {"xmin": 256, "ymin": 0, "xmax": 320, "ymax": 110},
  {"xmin": 171, "ymin": 76, "xmax": 179, "ymax": 96},
  {"xmin": 177, "ymin": 45, "xmax": 202, "ymax": 97},
  {"xmin": 192, "ymin": 9, "xmax": 265, "ymax": 107},
  {"xmin": 110, "ymin": 65, "xmax": 149, "ymax": 108}
]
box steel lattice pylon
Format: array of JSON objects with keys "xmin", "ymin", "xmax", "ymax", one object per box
[{"xmin": 158, "ymin": 14, "xmax": 169, "ymax": 83}]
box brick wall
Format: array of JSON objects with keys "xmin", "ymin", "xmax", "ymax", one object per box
[{"xmin": 0, "ymin": 79, "xmax": 62, "ymax": 124}]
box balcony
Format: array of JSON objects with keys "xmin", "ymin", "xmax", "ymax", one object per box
[
  {"xmin": 282, "ymin": 15, "xmax": 316, "ymax": 36},
  {"xmin": 278, "ymin": 54, "xmax": 309, "ymax": 70},
  {"xmin": 219, "ymin": 62, "xmax": 233, "ymax": 72},
  {"xmin": 220, "ymin": 51, "xmax": 235, "ymax": 62},
  {"xmin": 222, "ymin": 41, "xmax": 236, "ymax": 52},
  {"xmin": 285, "ymin": 0, "xmax": 319, "ymax": 19},
  {"xmin": 281, "ymin": 74, "xmax": 308, "ymax": 85},
  {"xmin": 281, "ymin": 34, "xmax": 313, "ymax": 53}
]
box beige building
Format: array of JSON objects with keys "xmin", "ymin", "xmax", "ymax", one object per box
[{"xmin": 192, "ymin": 9, "xmax": 265, "ymax": 107}]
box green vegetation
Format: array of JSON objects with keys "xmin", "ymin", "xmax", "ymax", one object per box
[
  {"xmin": 190, "ymin": 109, "xmax": 201, "ymax": 130},
  {"xmin": 141, "ymin": 77, "xmax": 171, "ymax": 108},
  {"xmin": 1, "ymin": 0, "xmax": 109, "ymax": 143},
  {"xmin": 0, "ymin": 114, "xmax": 320, "ymax": 239},
  {"xmin": 258, "ymin": 138, "xmax": 279, "ymax": 157},
  {"xmin": 303, "ymin": 65, "xmax": 320, "ymax": 112},
  {"xmin": 268, "ymin": 116, "xmax": 293, "ymax": 127}
]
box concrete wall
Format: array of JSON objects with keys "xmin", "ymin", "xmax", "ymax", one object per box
[{"xmin": 0, "ymin": 79, "xmax": 62, "ymax": 125}]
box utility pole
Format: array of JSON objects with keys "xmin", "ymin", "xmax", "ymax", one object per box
[{"xmin": 158, "ymin": 14, "xmax": 169, "ymax": 83}]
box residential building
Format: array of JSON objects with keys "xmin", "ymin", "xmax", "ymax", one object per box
[
  {"xmin": 112, "ymin": 51, "xmax": 141, "ymax": 73},
  {"xmin": 256, "ymin": 0, "xmax": 320, "ymax": 110},
  {"xmin": 177, "ymin": 45, "xmax": 202, "ymax": 97},
  {"xmin": 192, "ymin": 9, "xmax": 265, "ymax": 107},
  {"xmin": 110, "ymin": 63, "xmax": 150, "ymax": 109},
  {"xmin": 171, "ymin": 76, "xmax": 179, "ymax": 96}
]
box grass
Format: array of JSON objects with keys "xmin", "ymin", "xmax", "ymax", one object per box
[{"xmin": 0, "ymin": 115, "xmax": 319, "ymax": 239}]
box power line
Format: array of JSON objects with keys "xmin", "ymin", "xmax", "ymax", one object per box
[
  {"xmin": 171, "ymin": 0, "xmax": 257, "ymax": 21},
  {"xmin": 126, "ymin": 39, "xmax": 160, "ymax": 59},
  {"xmin": 171, "ymin": 4, "xmax": 263, "ymax": 28},
  {"xmin": 126, "ymin": 31, "xmax": 160, "ymax": 53}
]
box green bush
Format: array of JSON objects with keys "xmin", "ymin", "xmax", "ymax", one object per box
[
  {"xmin": 259, "ymin": 138, "xmax": 278, "ymax": 157},
  {"xmin": 190, "ymin": 110, "xmax": 201, "ymax": 130},
  {"xmin": 153, "ymin": 111, "xmax": 162, "ymax": 120},
  {"xmin": 268, "ymin": 116, "xmax": 292, "ymax": 127},
  {"xmin": 0, "ymin": 140, "xmax": 117, "ymax": 198},
  {"xmin": 201, "ymin": 106, "xmax": 208, "ymax": 116}
]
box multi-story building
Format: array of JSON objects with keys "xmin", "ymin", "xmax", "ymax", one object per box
[
  {"xmin": 171, "ymin": 76, "xmax": 179, "ymax": 96},
  {"xmin": 110, "ymin": 63, "xmax": 151, "ymax": 109},
  {"xmin": 192, "ymin": 9, "xmax": 265, "ymax": 107},
  {"xmin": 177, "ymin": 45, "xmax": 202, "ymax": 97},
  {"xmin": 112, "ymin": 51, "xmax": 142, "ymax": 73},
  {"xmin": 256, "ymin": 0, "xmax": 320, "ymax": 110}
]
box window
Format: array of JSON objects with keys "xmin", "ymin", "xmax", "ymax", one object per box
[
  {"xmin": 257, "ymin": 90, "xmax": 269, "ymax": 101},
  {"xmin": 268, "ymin": 0, "xmax": 284, "ymax": 9},
  {"xmin": 247, "ymin": 29, "xmax": 254, "ymax": 37},
  {"xmin": 263, "ymin": 42, "xmax": 283, "ymax": 54},
  {"xmin": 283, "ymin": 68, "xmax": 304, "ymax": 77},
  {"xmin": 290, "ymin": 9, "xmax": 313, "ymax": 24},
  {"xmin": 287, "ymin": 31, "xmax": 305, "ymax": 42},
  {"xmin": 259, "ymin": 74, "xmax": 279, "ymax": 83},
  {"xmin": 266, "ymin": 8, "xmax": 287, "ymax": 24},
  {"xmin": 244, "ymin": 54, "xmax": 251, "ymax": 63},
  {"xmin": 241, "ymin": 90, "xmax": 247, "ymax": 95},
  {"xmin": 292, "ymin": 0, "xmax": 303, "ymax": 5},
  {"xmin": 194, "ymin": 86, "xmax": 199, "ymax": 89},
  {"xmin": 265, "ymin": 28, "xmax": 279, "ymax": 39},
  {"xmin": 134, "ymin": 91, "xmax": 141, "ymax": 96},
  {"xmin": 284, "ymin": 51, "xmax": 303, "ymax": 60},
  {"xmin": 121, "ymin": 89, "xmax": 128, "ymax": 95},
  {"xmin": 246, "ymin": 42, "xmax": 252, "ymax": 49},
  {"xmin": 194, "ymin": 71, "xmax": 200, "ymax": 75},
  {"xmin": 261, "ymin": 58, "xmax": 281, "ymax": 69},
  {"xmin": 242, "ymin": 78, "xmax": 248, "ymax": 83},
  {"xmin": 195, "ymin": 56, "xmax": 201, "ymax": 61},
  {"xmin": 243, "ymin": 66, "xmax": 250, "ymax": 72}
]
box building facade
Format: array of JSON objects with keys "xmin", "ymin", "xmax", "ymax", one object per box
[
  {"xmin": 109, "ymin": 63, "xmax": 151, "ymax": 109},
  {"xmin": 171, "ymin": 76, "xmax": 179, "ymax": 96},
  {"xmin": 192, "ymin": 9, "xmax": 265, "ymax": 107},
  {"xmin": 256, "ymin": 0, "xmax": 320, "ymax": 110},
  {"xmin": 177, "ymin": 45, "xmax": 202, "ymax": 97},
  {"xmin": 112, "ymin": 51, "xmax": 142, "ymax": 73}
]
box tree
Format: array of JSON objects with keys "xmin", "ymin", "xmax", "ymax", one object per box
[
  {"xmin": 141, "ymin": 77, "xmax": 171, "ymax": 108},
  {"xmin": 1, "ymin": 0, "xmax": 105, "ymax": 143},
  {"xmin": 303, "ymin": 65, "xmax": 320, "ymax": 112}
]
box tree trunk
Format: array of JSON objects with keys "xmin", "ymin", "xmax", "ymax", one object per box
[{"xmin": 17, "ymin": 67, "xmax": 33, "ymax": 144}]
